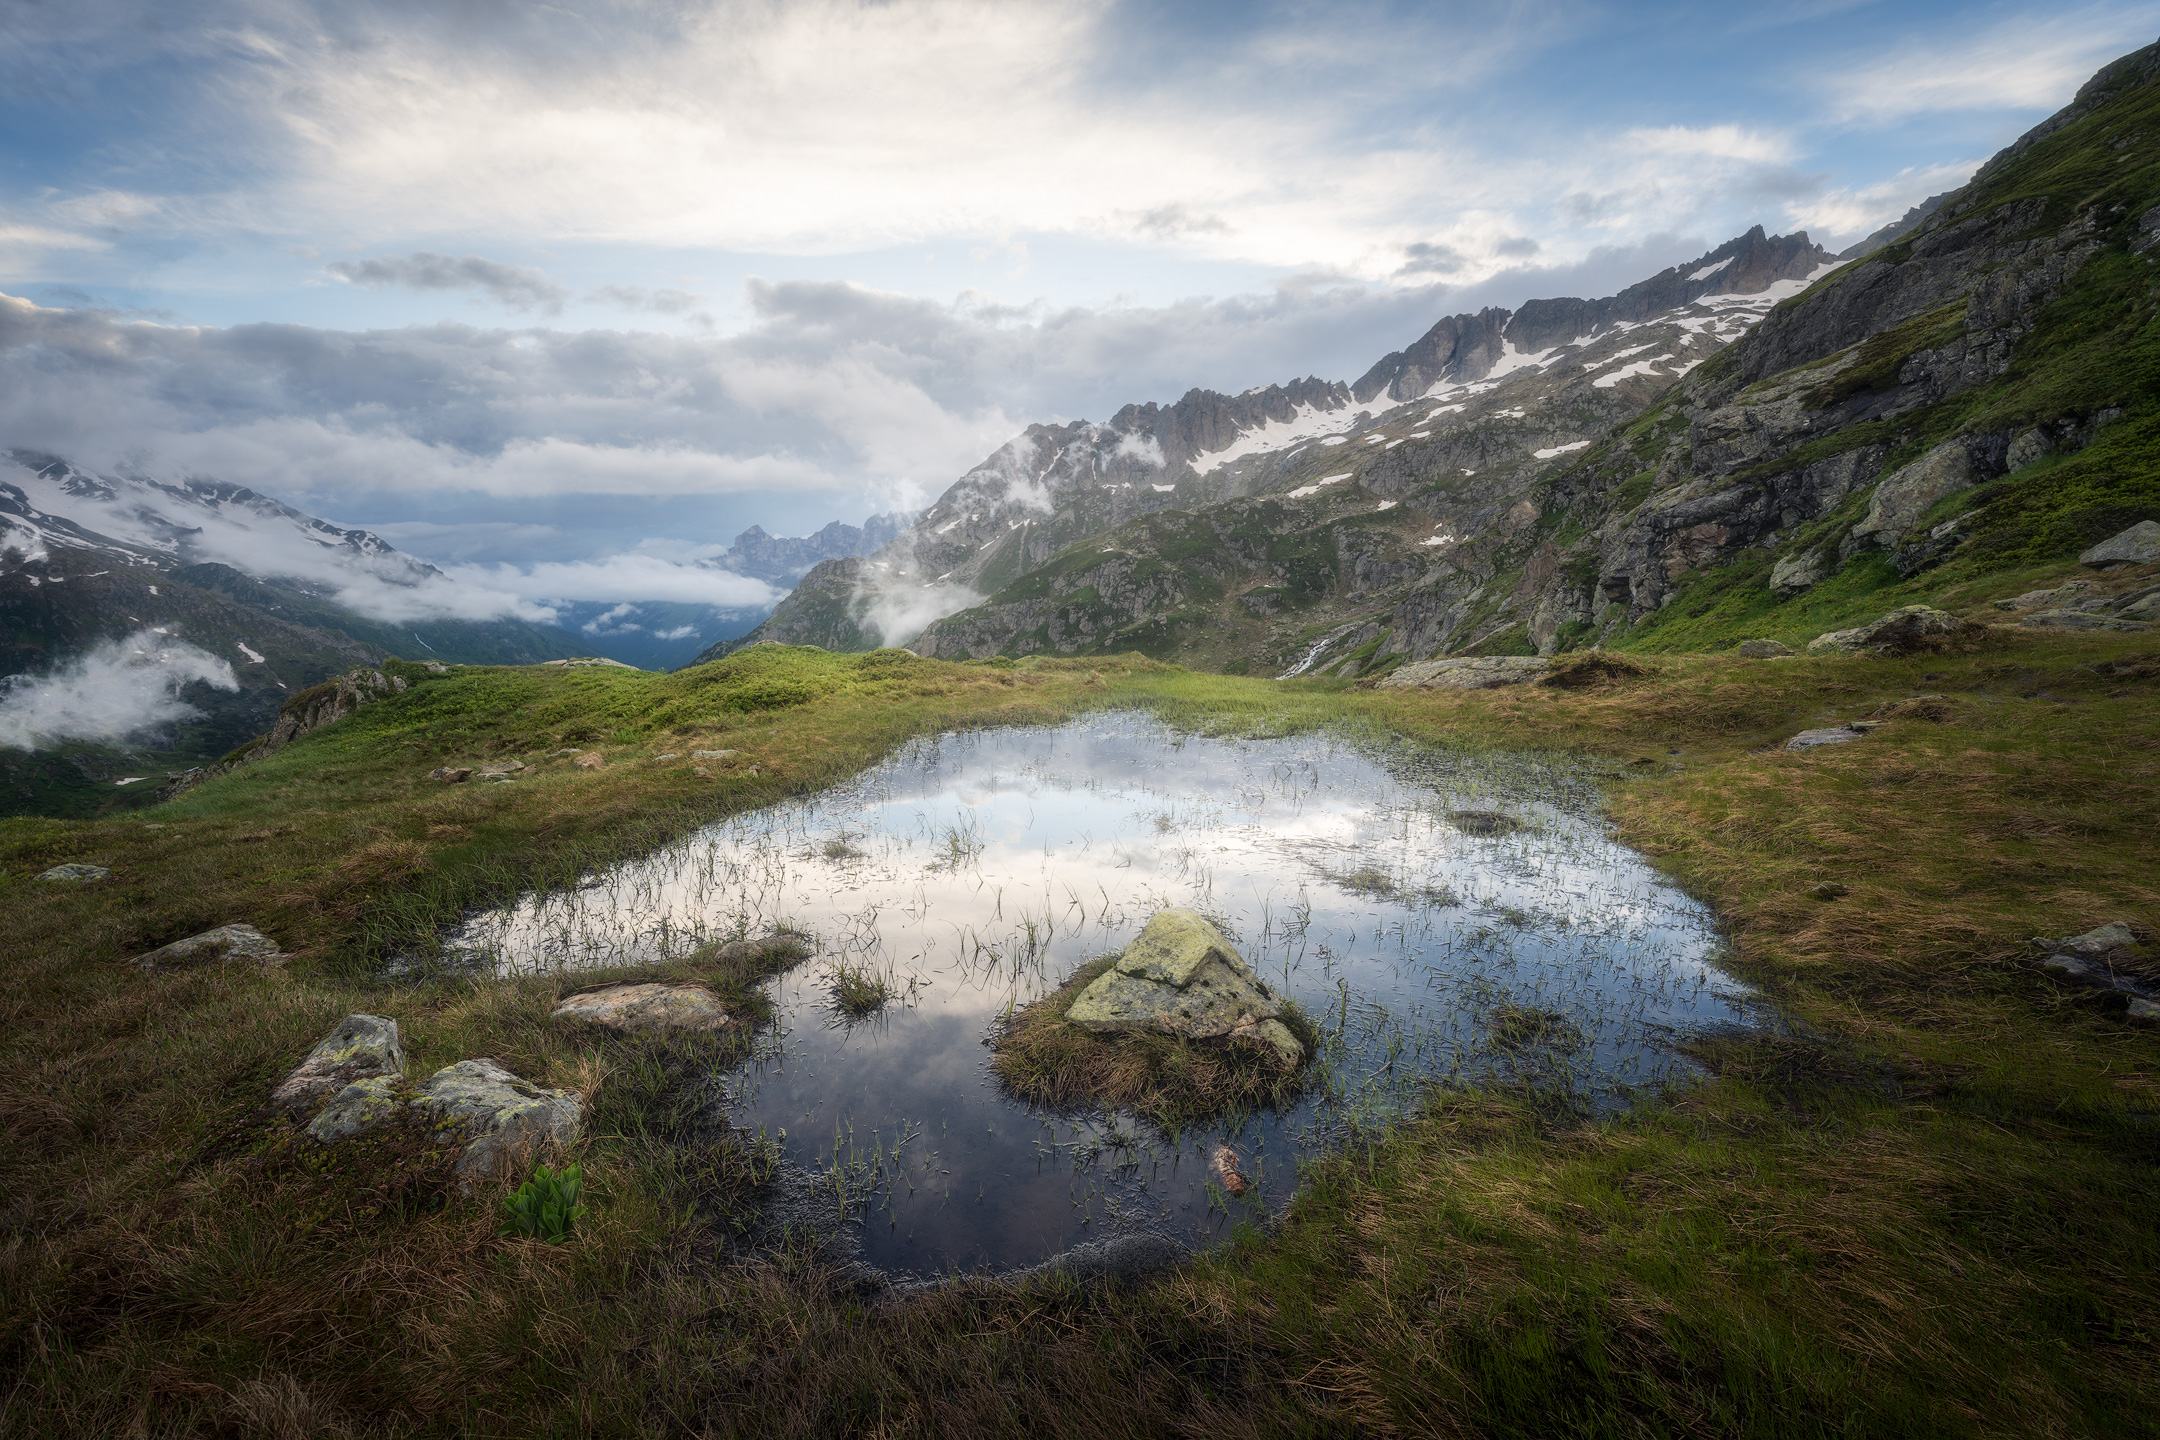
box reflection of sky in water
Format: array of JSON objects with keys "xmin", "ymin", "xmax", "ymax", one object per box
[{"xmin": 449, "ymin": 713, "xmax": 1750, "ymax": 1275}]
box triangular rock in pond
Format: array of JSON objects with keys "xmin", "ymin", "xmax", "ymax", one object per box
[{"xmin": 1067, "ymin": 909, "xmax": 1305, "ymax": 1068}]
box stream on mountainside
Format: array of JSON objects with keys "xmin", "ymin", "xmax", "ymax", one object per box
[{"xmin": 443, "ymin": 712, "xmax": 1753, "ymax": 1276}]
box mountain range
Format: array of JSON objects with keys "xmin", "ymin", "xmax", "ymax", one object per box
[{"xmin": 723, "ymin": 41, "xmax": 2160, "ymax": 678}]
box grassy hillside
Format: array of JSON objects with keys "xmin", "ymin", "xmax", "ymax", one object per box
[{"xmin": 4, "ymin": 635, "xmax": 2157, "ymax": 1435}]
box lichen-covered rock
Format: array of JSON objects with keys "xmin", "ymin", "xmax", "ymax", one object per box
[
  {"xmin": 412, "ymin": 1059, "xmax": 580, "ymax": 1184},
  {"xmin": 1067, "ymin": 910, "xmax": 1303, "ymax": 1068},
  {"xmin": 553, "ymin": 981, "xmax": 733, "ymax": 1033},
  {"xmin": 1375, "ymin": 655, "xmax": 1549, "ymax": 691},
  {"xmin": 274, "ymin": 1014, "xmax": 405, "ymax": 1115},
  {"xmin": 38, "ymin": 863, "xmax": 109, "ymax": 883},
  {"xmin": 132, "ymin": 923, "xmax": 282, "ymax": 971},
  {"xmin": 307, "ymin": 1076, "xmax": 405, "ymax": 1143},
  {"xmin": 2079, "ymin": 520, "xmax": 2160, "ymax": 568},
  {"xmin": 1848, "ymin": 440, "xmax": 1981, "ymax": 550},
  {"xmin": 474, "ymin": 760, "xmax": 527, "ymax": 782},
  {"xmin": 1736, "ymin": 638, "xmax": 1794, "ymax": 658},
  {"xmin": 428, "ymin": 766, "xmax": 472, "ymax": 783},
  {"xmin": 1806, "ymin": 606, "xmax": 1982, "ymax": 655}
]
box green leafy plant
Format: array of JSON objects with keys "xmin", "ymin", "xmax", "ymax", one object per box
[{"xmin": 502, "ymin": 1161, "xmax": 587, "ymax": 1242}]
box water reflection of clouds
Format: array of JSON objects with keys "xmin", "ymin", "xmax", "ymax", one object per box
[{"xmin": 448, "ymin": 713, "xmax": 1748, "ymax": 1274}]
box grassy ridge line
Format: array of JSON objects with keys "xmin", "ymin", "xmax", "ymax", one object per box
[{"xmin": 2, "ymin": 637, "xmax": 2157, "ymax": 1436}]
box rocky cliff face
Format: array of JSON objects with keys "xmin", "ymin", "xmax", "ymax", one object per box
[{"xmin": 1507, "ymin": 38, "xmax": 2160, "ymax": 655}]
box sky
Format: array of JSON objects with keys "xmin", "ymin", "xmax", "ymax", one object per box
[{"xmin": 1, "ymin": 0, "xmax": 2154, "ymax": 618}]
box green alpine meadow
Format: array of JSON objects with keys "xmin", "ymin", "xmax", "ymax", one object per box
[{"xmin": 3, "ymin": 10, "xmax": 2158, "ymax": 1438}]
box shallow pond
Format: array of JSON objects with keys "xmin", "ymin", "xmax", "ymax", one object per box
[{"xmin": 446, "ymin": 713, "xmax": 1751, "ymax": 1275}]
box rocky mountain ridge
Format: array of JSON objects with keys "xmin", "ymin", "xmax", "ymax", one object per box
[{"xmin": 723, "ymin": 227, "xmax": 1833, "ymax": 663}]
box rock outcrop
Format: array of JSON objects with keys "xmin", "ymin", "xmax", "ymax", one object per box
[
  {"xmin": 1376, "ymin": 656, "xmax": 1550, "ymax": 691},
  {"xmin": 167, "ymin": 668, "xmax": 407, "ymax": 795},
  {"xmin": 1066, "ymin": 910, "xmax": 1304, "ymax": 1068}
]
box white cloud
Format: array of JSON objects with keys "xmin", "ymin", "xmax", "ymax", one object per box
[
  {"xmin": 1624, "ymin": 125, "xmax": 1796, "ymax": 164},
  {"xmin": 1785, "ymin": 161, "xmax": 1979, "ymax": 245},
  {"xmin": 1813, "ymin": 8, "xmax": 2160, "ymax": 123},
  {"xmin": 449, "ymin": 554, "xmax": 777, "ymax": 611},
  {"xmin": 0, "ymin": 629, "xmax": 238, "ymax": 750}
]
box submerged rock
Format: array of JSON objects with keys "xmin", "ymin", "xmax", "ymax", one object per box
[
  {"xmin": 2079, "ymin": 520, "xmax": 2160, "ymax": 568},
  {"xmin": 132, "ymin": 923, "xmax": 282, "ymax": 971},
  {"xmin": 413, "ymin": 1059, "xmax": 581, "ymax": 1184},
  {"xmin": 553, "ymin": 980, "xmax": 733, "ymax": 1033},
  {"xmin": 38, "ymin": 862, "xmax": 110, "ymax": 883},
  {"xmin": 1806, "ymin": 606, "xmax": 1981, "ymax": 655},
  {"xmin": 274, "ymin": 1013, "xmax": 405, "ymax": 1114},
  {"xmin": 1375, "ymin": 655, "xmax": 1550, "ymax": 691},
  {"xmin": 1210, "ymin": 1143, "xmax": 1252, "ymax": 1197},
  {"xmin": 1066, "ymin": 910, "xmax": 1304, "ymax": 1068}
]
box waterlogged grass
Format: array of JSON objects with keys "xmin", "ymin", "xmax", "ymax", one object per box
[{"xmin": 3, "ymin": 636, "xmax": 2158, "ymax": 1435}]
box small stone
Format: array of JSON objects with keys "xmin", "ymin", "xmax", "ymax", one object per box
[
  {"xmin": 307, "ymin": 1075, "xmax": 404, "ymax": 1142},
  {"xmin": 132, "ymin": 923, "xmax": 282, "ymax": 971},
  {"xmin": 653, "ymin": 753, "xmax": 680, "ymax": 762},
  {"xmin": 1810, "ymin": 881, "xmax": 1849, "ymax": 900},
  {"xmin": 2127, "ymin": 998, "xmax": 2159, "ymax": 1023},
  {"xmin": 1211, "ymin": 1143, "xmax": 1251, "ymax": 1197},
  {"xmin": 1786, "ymin": 726, "xmax": 1867, "ymax": 751},
  {"xmin": 2022, "ymin": 609, "xmax": 2147, "ymax": 632},
  {"xmin": 38, "ymin": 862, "xmax": 110, "ymax": 883},
  {"xmin": 420, "ymin": 660, "xmax": 451, "ymax": 675},
  {"xmin": 411, "ymin": 1059, "xmax": 581, "ymax": 1186},
  {"xmin": 1736, "ymin": 638, "xmax": 1794, "ymax": 658},
  {"xmin": 572, "ymin": 751, "xmax": 604, "ymax": 770},
  {"xmin": 690, "ymin": 749, "xmax": 739, "ymax": 761},
  {"xmin": 553, "ymin": 981, "xmax": 733, "ymax": 1033},
  {"xmin": 1994, "ymin": 580, "xmax": 2092, "ymax": 611},
  {"xmin": 474, "ymin": 761, "xmax": 527, "ymax": 782},
  {"xmin": 274, "ymin": 1014, "xmax": 405, "ymax": 1115},
  {"xmin": 2079, "ymin": 520, "xmax": 2160, "ymax": 569},
  {"xmin": 428, "ymin": 766, "xmax": 472, "ymax": 783},
  {"xmin": 2036, "ymin": 922, "xmax": 2141, "ymax": 966}
]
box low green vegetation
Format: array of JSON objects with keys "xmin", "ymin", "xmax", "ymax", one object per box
[
  {"xmin": 503, "ymin": 1162, "xmax": 588, "ymax": 1243},
  {"xmin": 4, "ymin": 635, "xmax": 2159, "ymax": 1435}
]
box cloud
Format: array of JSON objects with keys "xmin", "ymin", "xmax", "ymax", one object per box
[
  {"xmin": 853, "ymin": 567, "xmax": 980, "ymax": 648},
  {"xmin": 1813, "ymin": 8, "xmax": 2160, "ymax": 122},
  {"xmin": 1784, "ymin": 160, "xmax": 1979, "ymax": 246},
  {"xmin": 0, "ymin": 629, "xmax": 238, "ymax": 750},
  {"xmin": 653, "ymin": 624, "xmax": 698, "ymax": 641},
  {"xmin": 1624, "ymin": 125, "xmax": 1796, "ymax": 164},
  {"xmin": 590, "ymin": 285, "xmax": 703, "ymax": 315},
  {"xmin": 328, "ymin": 253, "xmax": 567, "ymax": 312},
  {"xmin": 449, "ymin": 554, "xmax": 777, "ymax": 611}
]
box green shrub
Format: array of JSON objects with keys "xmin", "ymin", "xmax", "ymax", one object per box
[{"xmin": 502, "ymin": 1162, "xmax": 587, "ymax": 1242}]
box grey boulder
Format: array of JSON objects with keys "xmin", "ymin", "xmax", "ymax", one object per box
[
  {"xmin": 553, "ymin": 980, "xmax": 734, "ymax": 1033},
  {"xmin": 1066, "ymin": 910, "xmax": 1303, "ymax": 1068},
  {"xmin": 307, "ymin": 1075, "xmax": 405, "ymax": 1143},
  {"xmin": 413, "ymin": 1059, "xmax": 581, "ymax": 1185},
  {"xmin": 1806, "ymin": 606, "xmax": 1981, "ymax": 655},
  {"xmin": 38, "ymin": 863, "xmax": 110, "ymax": 883},
  {"xmin": 274, "ymin": 1014, "xmax": 405, "ymax": 1115},
  {"xmin": 132, "ymin": 923, "xmax": 282, "ymax": 971},
  {"xmin": 2079, "ymin": 520, "xmax": 2160, "ymax": 569}
]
